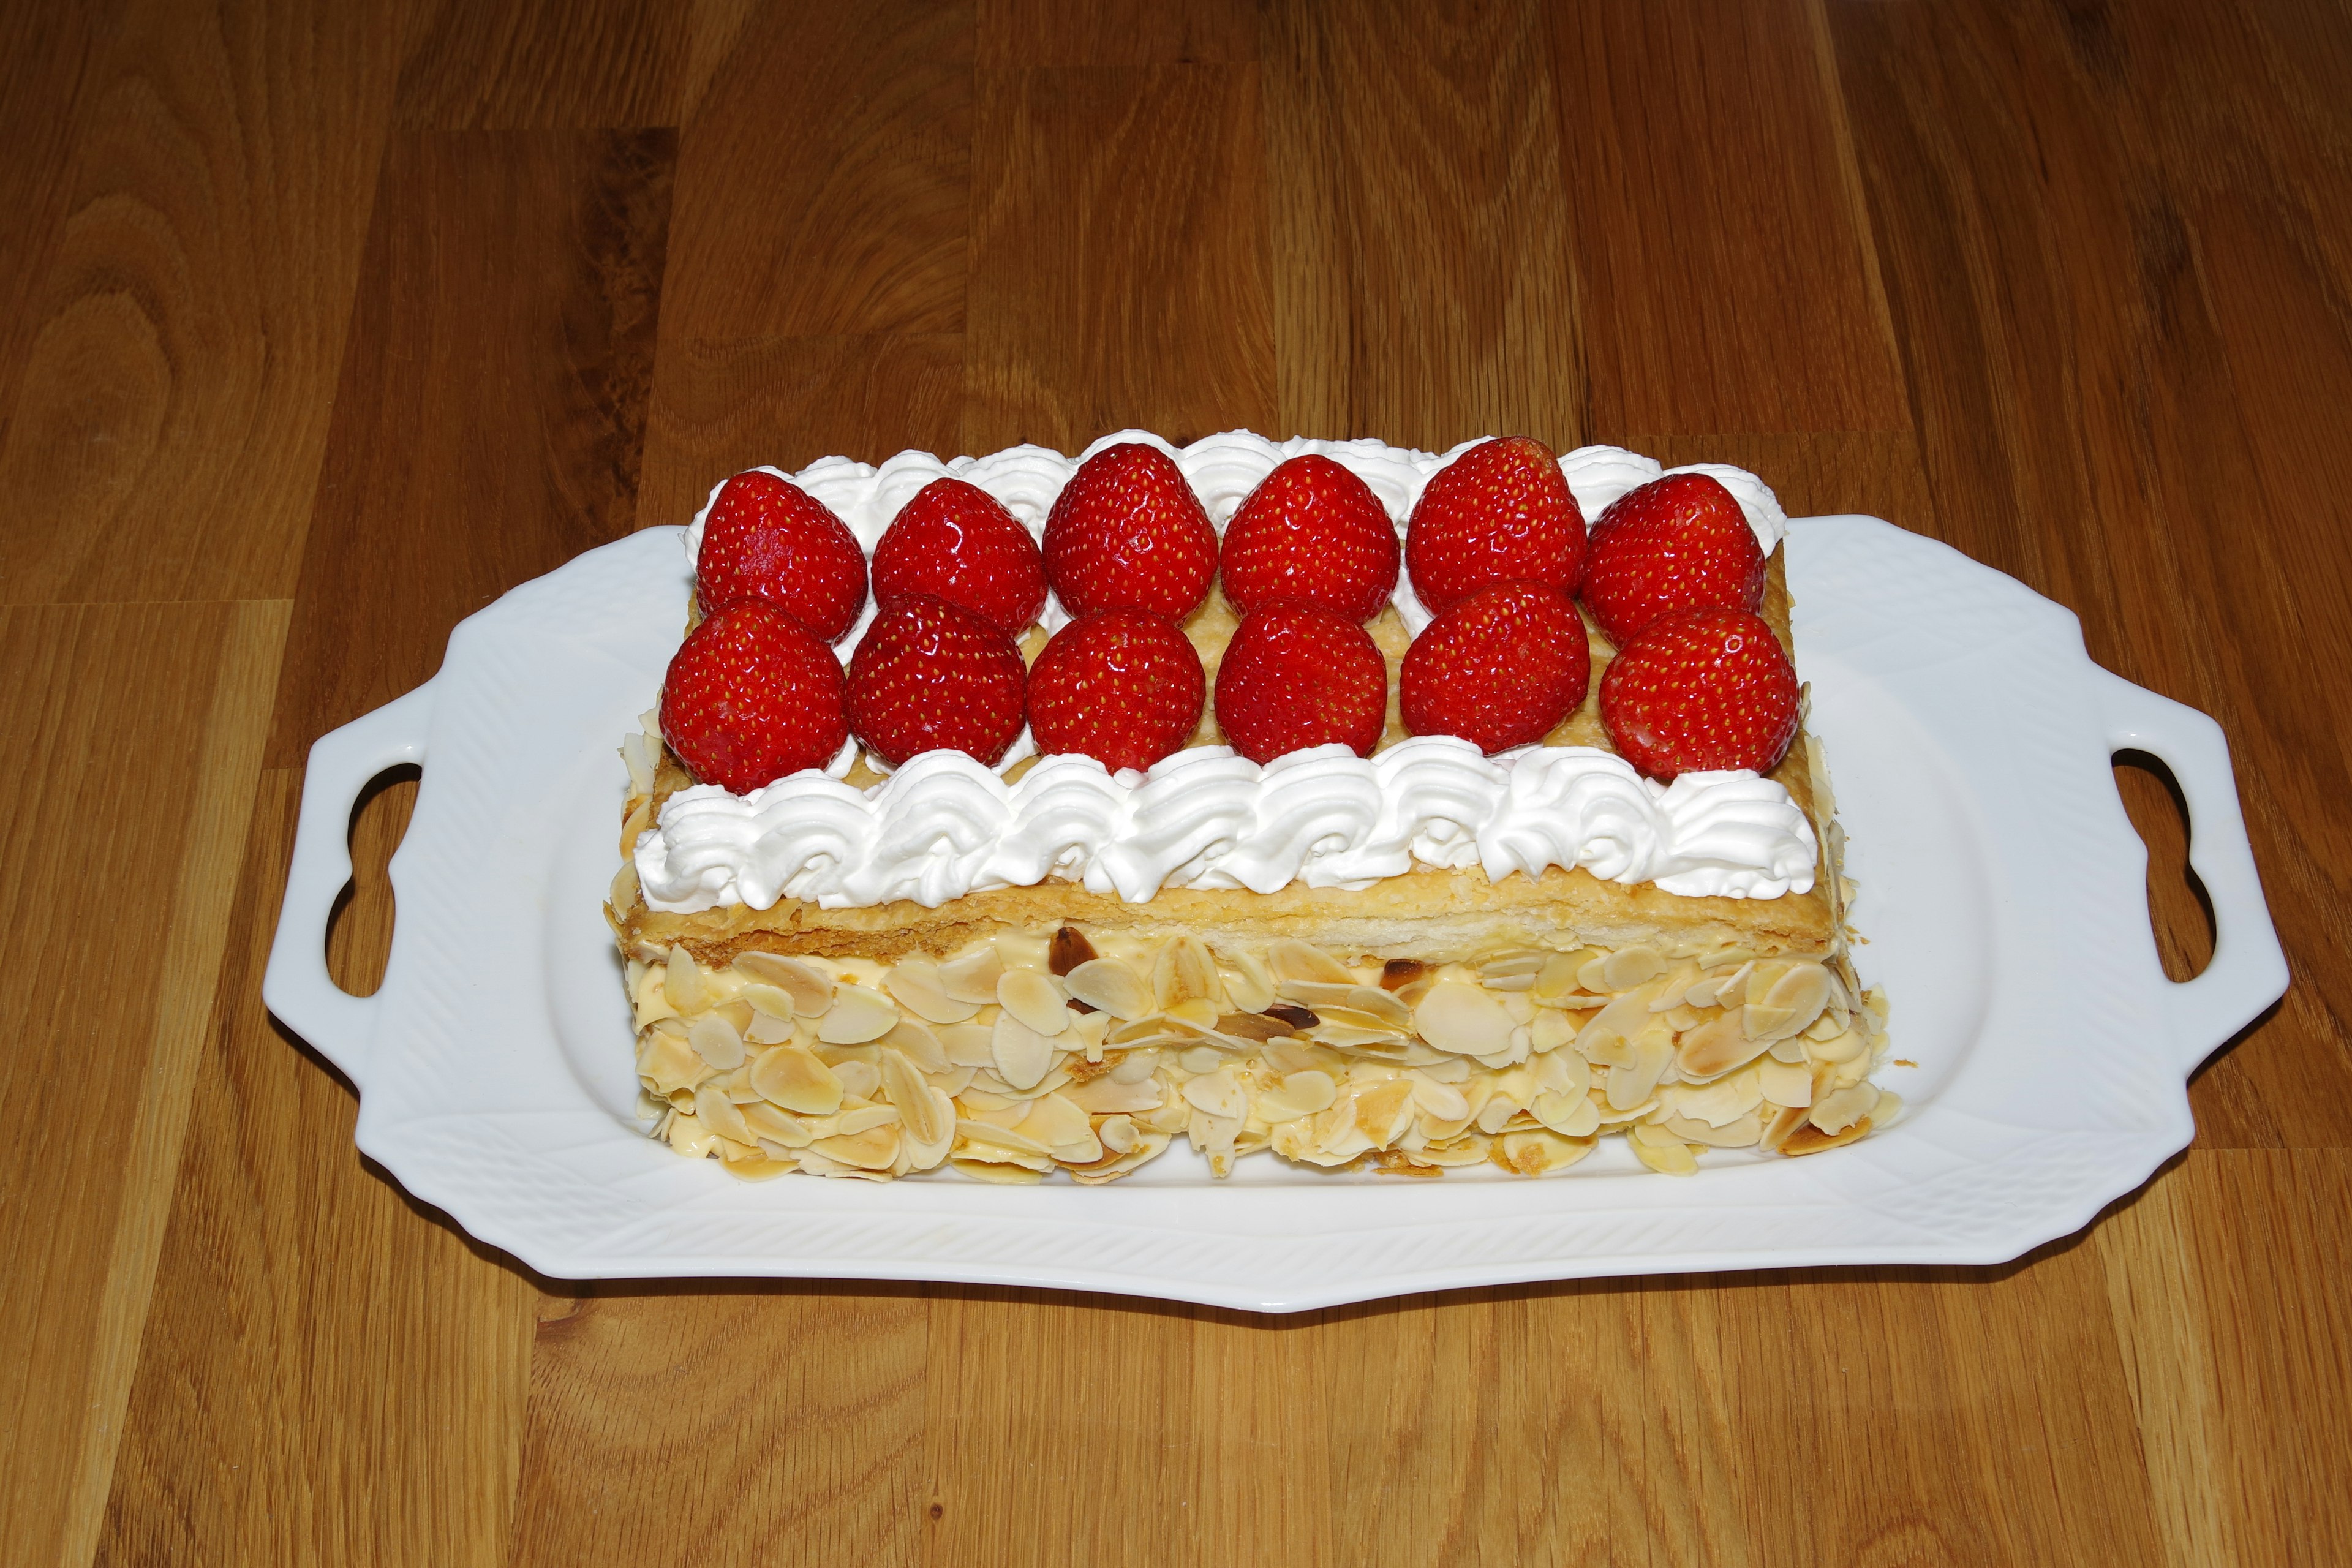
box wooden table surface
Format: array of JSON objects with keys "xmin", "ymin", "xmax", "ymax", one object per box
[{"xmin": 6, "ymin": 1, "xmax": 2347, "ymax": 1562}]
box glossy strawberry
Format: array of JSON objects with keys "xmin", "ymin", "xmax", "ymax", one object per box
[
  {"xmin": 1028, "ymin": 609, "xmax": 1206, "ymax": 772},
  {"xmin": 1404, "ymin": 436, "xmax": 1586, "ymax": 615},
  {"xmin": 1580, "ymin": 473, "xmax": 1766, "ymax": 646},
  {"xmin": 872, "ymin": 477, "xmax": 1048, "ymax": 635},
  {"xmin": 1212, "ymin": 603, "xmax": 1388, "ymax": 763},
  {"xmin": 660, "ymin": 601, "xmax": 849, "ymax": 794},
  {"xmin": 1219, "ymin": 454, "xmax": 1401, "ymax": 621},
  {"xmin": 695, "ymin": 470, "xmax": 869, "ymax": 643},
  {"xmin": 1042, "ymin": 443, "xmax": 1218, "ymax": 620},
  {"xmin": 1400, "ymin": 584, "xmax": 1592, "ymax": 755},
  {"xmin": 846, "ymin": 596, "xmax": 1028, "ymax": 767},
  {"xmin": 1599, "ymin": 608, "xmax": 1799, "ymax": 782}
]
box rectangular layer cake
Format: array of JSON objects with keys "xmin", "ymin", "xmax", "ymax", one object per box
[{"xmin": 606, "ymin": 434, "xmax": 1895, "ymax": 1184}]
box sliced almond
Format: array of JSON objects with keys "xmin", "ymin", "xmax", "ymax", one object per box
[
  {"xmin": 1809, "ymin": 1082, "xmax": 1880, "ymax": 1136},
  {"xmin": 739, "ymin": 1101, "xmax": 812, "ymax": 1148},
  {"xmin": 816, "ymin": 985, "xmax": 898, "ymax": 1044},
  {"xmin": 1676, "ymin": 1011, "xmax": 1771, "ymax": 1082},
  {"xmin": 998, "ymin": 969, "xmax": 1072, "ymax": 1036},
  {"xmin": 938, "ymin": 944, "xmax": 1008, "ymax": 1003},
  {"xmin": 750, "ymin": 1045, "xmax": 843, "ymax": 1115},
  {"xmin": 663, "ymin": 944, "xmax": 708, "ymax": 1013},
  {"xmin": 1531, "ymin": 1090, "xmax": 1600, "ymax": 1138},
  {"xmin": 1257, "ymin": 1069, "xmax": 1339, "ymax": 1123},
  {"xmin": 1494, "ymin": 1128, "xmax": 1596, "ymax": 1176},
  {"xmin": 1064, "ymin": 1072, "xmax": 1165, "ymax": 1114},
  {"xmin": 1268, "ymin": 938, "xmax": 1352, "ymax": 985},
  {"xmin": 1154, "ymin": 936, "xmax": 1221, "ymax": 1009},
  {"xmin": 733, "ymin": 951, "xmax": 835, "ymax": 1016},
  {"xmin": 1407, "ymin": 1074, "xmax": 1469, "ymax": 1123},
  {"xmin": 1379, "ymin": 958, "xmax": 1431, "ymax": 992},
  {"xmin": 1063, "ymin": 957, "xmax": 1152, "ymax": 1020},
  {"xmin": 812, "ymin": 1123, "xmax": 900, "ymax": 1171},
  {"xmin": 1779, "ymin": 1115, "xmax": 1872, "ymax": 1156},
  {"xmin": 1413, "ymin": 981, "xmax": 1515, "ymax": 1056},
  {"xmin": 887, "ymin": 958, "xmax": 982, "ymax": 1025},
  {"xmin": 688, "ymin": 1012, "xmax": 746, "ymax": 1072},
  {"xmin": 693, "ymin": 1084, "xmax": 755, "ymax": 1145},
  {"xmin": 992, "ymin": 1009, "xmax": 1057, "ymax": 1091},
  {"xmin": 879, "ymin": 1048, "xmax": 951, "ymax": 1147},
  {"xmin": 1353, "ymin": 1080, "xmax": 1416, "ymax": 1146}
]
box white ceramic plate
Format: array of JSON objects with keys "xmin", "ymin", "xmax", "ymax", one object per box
[{"xmin": 262, "ymin": 519, "xmax": 2286, "ymax": 1311}]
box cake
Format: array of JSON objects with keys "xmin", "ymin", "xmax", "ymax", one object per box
[{"xmin": 605, "ymin": 431, "xmax": 1896, "ymax": 1184}]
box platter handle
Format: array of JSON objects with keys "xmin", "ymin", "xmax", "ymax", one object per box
[
  {"xmin": 2092, "ymin": 668, "xmax": 2288, "ymax": 1075},
  {"xmin": 262, "ymin": 681, "xmax": 437, "ymax": 1095}
]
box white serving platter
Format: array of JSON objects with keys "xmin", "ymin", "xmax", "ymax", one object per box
[{"xmin": 262, "ymin": 518, "xmax": 2286, "ymax": 1312}]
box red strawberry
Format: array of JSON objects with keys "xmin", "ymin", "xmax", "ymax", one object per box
[
  {"xmin": 1404, "ymin": 436, "xmax": 1586, "ymax": 615},
  {"xmin": 1400, "ymin": 584, "xmax": 1592, "ymax": 755},
  {"xmin": 1580, "ymin": 473, "xmax": 1765, "ymax": 646},
  {"xmin": 1219, "ymin": 454, "xmax": 1401, "ymax": 621},
  {"xmin": 846, "ymin": 595, "xmax": 1028, "ymax": 767},
  {"xmin": 1212, "ymin": 603, "xmax": 1388, "ymax": 763},
  {"xmin": 872, "ymin": 477, "xmax": 1048, "ymax": 635},
  {"xmin": 660, "ymin": 601, "xmax": 849, "ymax": 795},
  {"xmin": 1042, "ymin": 443, "xmax": 1218, "ymax": 620},
  {"xmin": 1599, "ymin": 608, "xmax": 1799, "ymax": 782},
  {"xmin": 1028, "ymin": 609, "xmax": 1205, "ymax": 772},
  {"xmin": 696, "ymin": 470, "xmax": 869, "ymax": 643}
]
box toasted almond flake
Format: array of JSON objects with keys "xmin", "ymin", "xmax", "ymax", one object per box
[
  {"xmin": 1013, "ymin": 1090, "xmax": 1090, "ymax": 1148},
  {"xmin": 1664, "ymin": 1110, "xmax": 1763, "ymax": 1147},
  {"xmin": 741, "ymin": 983, "xmax": 796, "ymax": 1023},
  {"xmin": 686, "ymin": 1012, "xmax": 746, "ymax": 1072},
  {"xmin": 1341, "ymin": 986, "xmax": 1412, "ymax": 1027},
  {"xmin": 1629, "ymin": 1132, "xmax": 1700, "ymax": 1176},
  {"xmin": 829, "ymin": 1057, "xmax": 880, "ymax": 1099},
  {"xmin": 833, "ymin": 1100, "xmax": 900, "ymax": 1137},
  {"xmin": 886, "ymin": 959, "xmax": 981, "ymax": 1025},
  {"xmin": 1413, "ymin": 981, "xmax": 1515, "ymax": 1055},
  {"xmin": 1268, "ymin": 938, "xmax": 1352, "ymax": 985},
  {"xmin": 877, "ymin": 1017, "xmax": 948, "ymax": 1073},
  {"xmin": 608, "ymin": 861, "xmax": 639, "ymax": 915},
  {"xmin": 1531, "ymin": 1090, "xmax": 1600, "ymax": 1137},
  {"xmin": 1165, "ymin": 997, "xmax": 1221, "ymax": 1028},
  {"xmin": 1809, "ymin": 1082, "xmax": 1880, "ymax": 1136},
  {"xmin": 632, "ymin": 966, "xmax": 679, "ymax": 1029},
  {"xmin": 1757, "ymin": 1057, "xmax": 1812, "ymax": 1108},
  {"xmin": 1608, "ymin": 1036, "xmax": 1673, "ymax": 1110},
  {"xmin": 635, "ymin": 1025, "xmax": 701, "ymax": 1096},
  {"xmin": 663, "ymin": 945, "xmax": 708, "ymax": 1013},
  {"xmin": 997, "ymin": 969, "xmax": 1072, "ymax": 1036},
  {"xmin": 1098, "ymin": 1115, "xmax": 1140, "ymax": 1155},
  {"xmin": 1676, "ymin": 1012, "xmax": 1771, "ymax": 1081},
  {"xmin": 812, "ymin": 1123, "xmax": 900, "ymax": 1170},
  {"xmin": 816, "ymin": 985, "xmax": 897, "ymax": 1044},
  {"xmin": 1583, "ymin": 945, "xmax": 1663, "ymax": 993},
  {"xmin": 1379, "ymin": 958, "xmax": 1431, "ymax": 992},
  {"xmin": 694, "ymin": 1085, "xmax": 756, "ymax": 1145},
  {"xmin": 938, "ymin": 1023, "xmax": 997, "ymax": 1068},
  {"xmin": 1153, "ymin": 936, "xmax": 1221, "ymax": 1009},
  {"xmin": 1063, "ymin": 957, "xmax": 1152, "ymax": 1019},
  {"xmin": 751, "ymin": 1045, "xmax": 843, "ymax": 1115},
  {"xmin": 1779, "ymin": 1115, "xmax": 1872, "ymax": 1157},
  {"xmin": 733, "ymin": 951, "xmax": 835, "ymax": 1016},
  {"xmin": 1257, "ymin": 1069, "xmax": 1339, "ymax": 1123},
  {"xmin": 955, "ymin": 1118, "xmax": 1053, "ymax": 1157},
  {"xmin": 1672, "ymin": 1068, "xmax": 1765, "ymax": 1128},
  {"xmin": 1213, "ymin": 1012, "xmax": 1292, "ymax": 1041},
  {"xmin": 719, "ymin": 1156, "xmax": 796, "ymax": 1182},
  {"xmin": 1407, "ymin": 1074, "xmax": 1469, "ymax": 1122},
  {"xmin": 666, "ymin": 1112, "xmax": 719, "ymax": 1158},
  {"xmin": 991, "ymin": 1009, "xmax": 1056, "ymax": 1090},
  {"xmin": 1529, "ymin": 952, "xmax": 1593, "ymax": 1006},
  {"xmin": 1806, "ymin": 1025, "xmax": 1867, "ymax": 1065},
  {"xmin": 934, "ymin": 944, "xmax": 1006, "ymax": 1004},
  {"xmin": 1172, "ymin": 1068, "xmax": 1243, "ymax": 1121},
  {"xmin": 739, "ymin": 1101, "xmax": 812, "ymax": 1147},
  {"xmin": 1494, "ymin": 1128, "xmax": 1596, "ymax": 1175}
]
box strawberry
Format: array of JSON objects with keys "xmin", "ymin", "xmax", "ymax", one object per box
[
  {"xmin": 1404, "ymin": 436, "xmax": 1586, "ymax": 615},
  {"xmin": 1212, "ymin": 602, "xmax": 1388, "ymax": 763},
  {"xmin": 1042, "ymin": 443, "xmax": 1218, "ymax": 620},
  {"xmin": 1219, "ymin": 454, "xmax": 1401, "ymax": 621},
  {"xmin": 1598, "ymin": 608, "xmax": 1799, "ymax": 782},
  {"xmin": 1400, "ymin": 584, "xmax": 1591, "ymax": 755},
  {"xmin": 1028, "ymin": 609, "xmax": 1206, "ymax": 772},
  {"xmin": 872, "ymin": 477, "xmax": 1048, "ymax": 635},
  {"xmin": 846, "ymin": 595, "xmax": 1028, "ymax": 767},
  {"xmin": 695, "ymin": 470, "xmax": 869, "ymax": 643},
  {"xmin": 1580, "ymin": 473, "xmax": 1765, "ymax": 646},
  {"xmin": 659, "ymin": 600, "xmax": 849, "ymax": 795}
]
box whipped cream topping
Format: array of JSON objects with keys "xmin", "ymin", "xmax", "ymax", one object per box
[
  {"xmin": 636, "ymin": 738, "xmax": 1818, "ymax": 913},
  {"xmin": 681, "ymin": 431, "xmax": 1787, "ymax": 639}
]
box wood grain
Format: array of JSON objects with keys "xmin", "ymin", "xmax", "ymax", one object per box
[
  {"xmin": 660, "ymin": 1, "xmax": 972, "ymax": 340},
  {"xmin": 96, "ymin": 769, "xmax": 543, "ymax": 1568},
  {"xmin": 6, "ymin": 0, "xmax": 2350, "ymax": 1562},
  {"xmin": 0, "ymin": 601, "xmax": 287, "ymax": 1568},
  {"xmin": 965, "ymin": 61, "xmax": 1274, "ymax": 452},
  {"xmin": 263, "ymin": 127, "xmax": 673, "ymax": 766},
  {"xmin": 0, "ymin": 0, "xmax": 408, "ymax": 606},
  {"xmin": 1556, "ymin": 0, "xmax": 1908, "ymax": 439},
  {"xmin": 1262, "ymin": 0, "xmax": 1579, "ymax": 452}
]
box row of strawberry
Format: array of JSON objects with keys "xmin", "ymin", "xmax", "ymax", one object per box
[{"xmin": 660, "ymin": 437, "xmax": 1798, "ymax": 797}]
